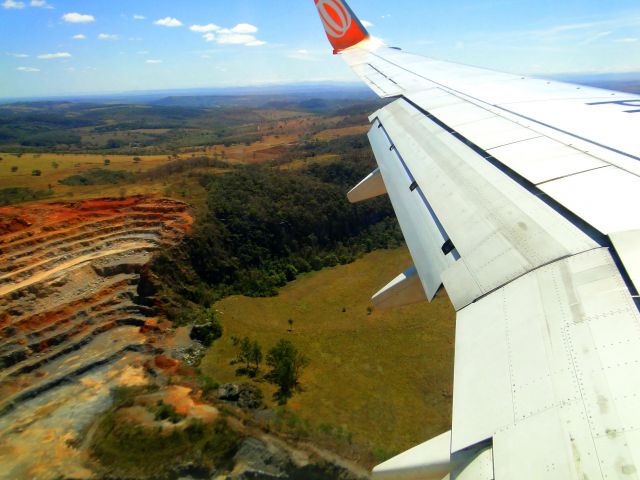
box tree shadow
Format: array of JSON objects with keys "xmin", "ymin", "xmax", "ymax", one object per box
[{"xmin": 234, "ymin": 366, "xmax": 259, "ymax": 378}]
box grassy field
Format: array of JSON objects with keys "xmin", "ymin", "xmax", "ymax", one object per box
[
  {"xmin": 0, "ymin": 120, "xmax": 372, "ymax": 203},
  {"xmin": 200, "ymin": 247, "xmax": 455, "ymax": 459},
  {"xmin": 313, "ymin": 124, "xmax": 370, "ymax": 140}
]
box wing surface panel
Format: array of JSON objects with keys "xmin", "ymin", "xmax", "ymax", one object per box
[
  {"xmin": 453, "ymin": 248, "xmax": 640, "ymax": 477},
  {"xmin": 342, "ymin": 46, "xmax": 640, "ymax": 236},
  {"xmin": 371, "ymin": 98, "xmax": 598, "ymax": 309},
  {"xmin": 540, "ymin": 166, "xmax": 640, "ymax": 234}
]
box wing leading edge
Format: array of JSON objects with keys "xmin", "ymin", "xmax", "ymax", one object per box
[{"xmin": 312, "ymin": 1, "xmax": 640, "ymax": 479}]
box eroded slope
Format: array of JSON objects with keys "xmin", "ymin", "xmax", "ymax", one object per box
[{"xmin": 0, "ymin": 196, "xmax": 191, "ymax": 478}]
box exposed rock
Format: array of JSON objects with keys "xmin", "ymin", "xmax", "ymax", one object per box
[
  {"xmin": 174, "ymin": 343, "xmax": 207, "ymax": 367},
  {"xmin": 230, "ymin": 438, "xmax": 292, "ymax": 479},
  {"xmin": 190, "ymin": 321, "xmax": 222, "ymax": 347},
  {"xmin": 237, "ymin": 383, "xmax": 264, "ymax": 410},
  {"xmin": 218, "ymin": 383, "xmax": 240, "ymax": 401},
  {"xmin": 227, "ymin": 436, "xmax": 370, "ymax": 480},
  {"xmin": 92, "ymin": 256, "xmax": 148, "ymax": 277}
]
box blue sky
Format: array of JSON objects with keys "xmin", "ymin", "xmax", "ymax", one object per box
[{"xmin": 1, "ymin": 0, "xmax": 639, "ymax": 98}]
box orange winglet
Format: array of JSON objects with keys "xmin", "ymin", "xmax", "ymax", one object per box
[{"xmin": 314, "ymin": 0, "xmax": 370, "ymax": 54}]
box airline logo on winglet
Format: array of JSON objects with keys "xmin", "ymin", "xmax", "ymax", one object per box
[{"xmin": 314, "ymin": 0, "xmax": 369, "ymax": 53}]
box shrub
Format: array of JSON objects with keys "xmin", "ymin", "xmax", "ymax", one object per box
[
  {"xmin": 189, "ymin": 308, "xmax": 223, "ymax": 346},
  {"xmin": 154, "ymin": 401, "xmax": 184, "ymax": 423}
]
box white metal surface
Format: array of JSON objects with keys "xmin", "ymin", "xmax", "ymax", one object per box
[
  {"xmin": 487, "ymin": 136, "xmax": 607, "ymax": 185},
  {"xmin": 540, "ymin": 166, "xmax": 640, "ymax": 234},
  {"xmin": 451, "ymin": 446, "xmax": 494, "ymax": 480},
  {"xmin": 372, "ymin": 431, "xmax": 453, "ymax": 480},
  {"xmin": 371, "ymin": 265, "xmax": 427, "ymax": 309},
  {"xmin": 315, "ymin": 5, "xmax": 640, "ymax": 478},
  {"xmin": 347, "ymin": 168, "xmax": 387, "ymax": 203},
  {"xmin": 452, "ymin": 248, "xmax": 640, "ymax": 477},
  {"xmin": 453, "ymin": 115, "xmax": 541, "ymax": 151},
  {"xmin": 610, "ymin": 230, "xmax": 640, "ymax": 293},
  {"xmin": 368, "ymin": 118, "xmax": 456, "ymax": 301},
  {"xmin": 343, "ymin": 46, "xmax": 640, "ymax": 163},
  {"xmin": 374, "ymin": 98, "xmax": 597, "ymax": 309},
  {"xmin": 343, "ymin": 45, "xmax": 640, "ymax": 241}
]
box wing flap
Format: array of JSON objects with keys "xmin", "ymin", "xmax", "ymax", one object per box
[
  {"xmin": 373, "ymin": 97, "xmax": 597, "ymax": 309},
  {"xmin": 368, "ymin": 117, "xmax": 455, "ymax": 300},
  {"xmin": 372, "ymin": 431, "xmax": 452, "ymax": 480}
]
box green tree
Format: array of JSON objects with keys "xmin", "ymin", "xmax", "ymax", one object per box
[
  {"xmin": 237, "ymin": 337, "xmax": 252, "ymax": 370},
  {"xmin": 250, "ymin": 340, "xmax": 262, "ymax": 372},
  {"xmin": 266, "ymin": 339, "xmax": 309, "ymax": 403},
  {"xmin": 235, "ymin": 337, "xmax": 262, "ymax": 375}
]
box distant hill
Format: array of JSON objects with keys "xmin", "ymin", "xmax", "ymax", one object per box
[
  {"xmin": 552, "ymin": 72, "xmax": 640, "ymax": 94},
  {"xmin": 0, "ymin": 82, "xmax": 375, "ymax": 106}
]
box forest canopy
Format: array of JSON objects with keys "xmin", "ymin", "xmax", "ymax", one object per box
[{"xmin": 150, "ymin": 138, "xmax": 403, "ymax": 318}]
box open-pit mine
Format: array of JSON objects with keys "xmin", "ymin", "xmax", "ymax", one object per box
[{"xmin": 0, "ymin": 196, "xmax": 192, "ymax": 478}]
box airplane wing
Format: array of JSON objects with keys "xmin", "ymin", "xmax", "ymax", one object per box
[{"xmin": 313, "ymin": 1, "xmax": 640, "ymax": 479}]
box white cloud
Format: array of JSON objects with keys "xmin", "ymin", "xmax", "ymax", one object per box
[
  {"xmin": 17, "ymin": 66, "xmax": 39, "ymax": 72},
  {"xmin": 288, "ymin": 49, "xmax": 316, "ymax": 61},
  {"xmin": 579, "ymin": 31, "xmax": 611, "ymax": 46},
  {"xmin": 215, "ymin": 33, "xmax": 256, "ymax": 45},
  {"xmin": 146, "ymin": 59, "xmax": 162, "ymax": 64},
  {"xmin": 137, "ymin": 50, "xmax": 149, "ymax": 55},
  {"xmin": 98, "ymin": 33, "xmax": 118, "ymax": 40},
  {"xmin": 615, "ymin": 37, "xmax": 639, "ymax": 43},
  {"xmin": 62, "ymin": 12, "xmax": 95, "ymax": 23},
  {"xmin": 190, "ymin": 23, "xmax": 220, "ymax": 33},
  {"xmin": 2, "ymin": 0, "xmax": 25, "ymax": 9},
  {"xmin": 231, "ymin": 23, "xmax": 257, "ymax": 34},
  {"xmin": 6, "ymin": 52, "xmax": 29, "ymax": 58},
  {"xmin": 30, "ymin": 0, "xmax": 52, "ymax": 8},
  {"xmin": 38, "ymin": 52, "xmax": 71, "ymax": 59},
  {"xmin": 154, "ymin": 17, "xmax": 182, "ymax": 27},
  {"xmin": 198, "ymin": 23, "xmax": 265, "ymax": 47},
  {"xmin": 361, "ymin": 20, "xmax": 374, "ymax": 28},
  {"xmin": 73, "ymin": 34, "xmax": 86, "ymax": 40},
  {"xmin": 133, "ymin": 14, "xmax": 145, "ymax": 20}
]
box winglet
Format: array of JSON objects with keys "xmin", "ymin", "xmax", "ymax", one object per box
[{"xmin": 313, "ymin": 0, "xmax": 369, "ymax": 54}]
